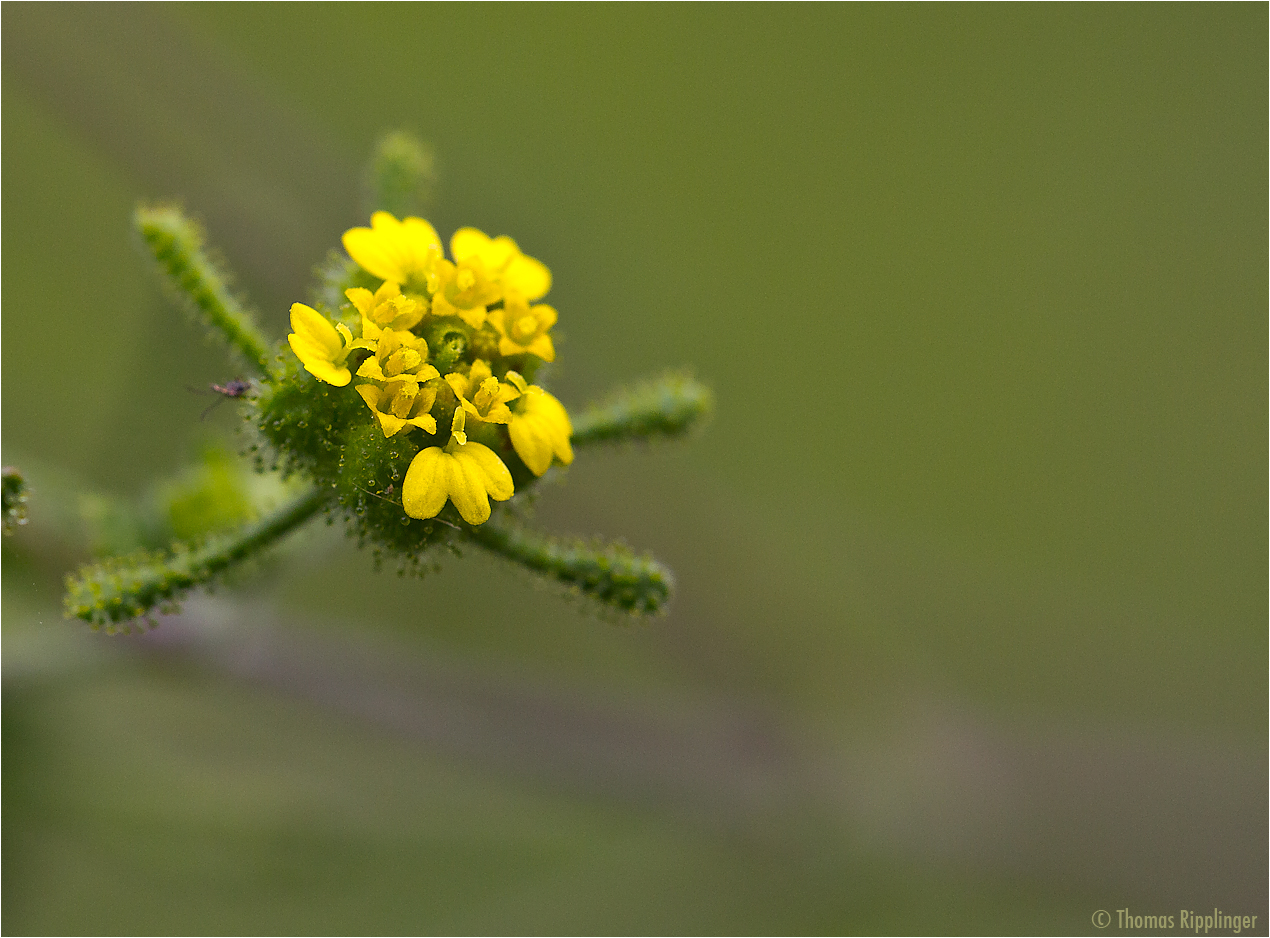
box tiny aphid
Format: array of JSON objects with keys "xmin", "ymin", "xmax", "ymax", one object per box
[{"xmin": 189, "ymin": 378, "xmax": 251, "ymax": 420}]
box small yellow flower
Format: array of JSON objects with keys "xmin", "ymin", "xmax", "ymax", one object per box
[
  {"xmin": 342, "ymin": 212, "xmax": 442, "ymax": 288},
  {"xmin": 488, "ymin": 290, "xmax": 557, "ymax": 362},
  {"xmin": 356, "ymin": 378, "xmax": 439, "ymax": 438},
  {"xmin": 353, "ymin": 328, "xmax": 440, "ymax": 437},
  {"xmin": 451, "ymin": 227, "xmax": 552, "ymax": 301},
  {"xmin": 345, "ymin": 281, "xmax": 426, "ymax": 336},
  {"xmin": 427, "ymin": 257, "xmax": 501, "ymax": 329},
  {"xmin": 402, "ymin": 409, "xmax": 514, "ymax": 525},
  {"xmin": 288, "ymin": 303, "xmax": 355, "ymax": 386},
  {"xmin": 355, "ymin": 328, "xmax": 435, "ymax": 383},
  {"xmin": 504, "ymin": 372, "xmax": 574, "ymax": 476},
  {"xmin": 444, "ymin": 360, "xmax": 520, "ymax": 426}
]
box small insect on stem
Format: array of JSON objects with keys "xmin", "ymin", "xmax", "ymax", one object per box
[{"xmin": 188, "ymin": 378, "xmax": 251, "ymax": 420}]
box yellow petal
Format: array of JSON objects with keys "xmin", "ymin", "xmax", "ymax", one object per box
[
  {"xmin": 402, "ymin": 447, "xmax": 448, "ymax": 519},
  {"xmin": 457, "ymin": 304, "xmax": 486, "ymax": 330},
  {"xmin": 287, "ymin": 332, "xmax": 330, "ymax": 364},
  {"xmin": 534, "ymin": 304, "xmax": 558, "ymax": 331},
  {"xmin": 537, "ymin": 389, "xmax": 575, "ymax": 462},
  {"xmin": 372, "ymin": 280, "xmax": 402, "ymax": 303},
  {"xmin": 342, "ymin": 227, "xmax": 405, "ymax": 283},
  {"xmin": 508, "ymin": 417, "xmax": 553, "ymax": 475},
  {"xmin": 399, "ymin": 216, "xmax": 443, "ymax": 254},
  {"xmin": 503, "ymin": 254, "xmax": 551, "ymax": 301},
  {"xmin": 387, "ymin": 297, "xmax": 426, "ymax": 332},
  {"xmin": 345, "ymin": 287, "xmax": 374, "ymax": 316},
  {"xmin": 292, "ymin": 348, "xmax": 350, "ymax": 386},
  {"xmin": 407, "ymin": 413, "xmax": 438, "ymax": 434},
  {"xmin": 389, "ymin": 385, "xmax": 417, "ymax": 418},
  {"xmin": 384, "ymin": 348, "xmax": 422, "ymax": 377},
  {"xmin": 439, "ymin": 453, "xmax": 485, "ymax": 524},
  {"xmin": 460, "ymin": 443, "xmax": 514, "ymax": 502},
  {"xmin": 526, "ymin": 333, "xmax": 555, "ymax": 362},
  {"xmin": 443, "ymin": 373, "xmax": 469, "ymax": 400},
  {"xmin": 359, "ymin": 316, "xmax": 383, "ymax": 344},
  {"xmin": 553, "ymin": 428, "xmax": 574, "ymax": 466},
  {"xmin": 290, "ymin": 303, "xmax": 341, "ymax": 356},
  {"xmin": 375, "ymin": 411, "xmax": 407, "ymax": 437},
  {"xmin": 354, "ymin": 383, "xmax": 382, "ymax": 412},
  {"xmin": 451, "ymin": 228, "xmax": 516, "ymax": 269},
  {"xmin": 342, "ymin": 214, "xmax": 441, "ymax": 283},
  {"xmin": 356, "ymin": 357, "xmax": 386, "ymax": 380},
  {"xmin": 288, "ymin": 334, "xmax": 350, "ymax": 386}
]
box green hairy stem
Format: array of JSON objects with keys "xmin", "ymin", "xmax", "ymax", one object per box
[
  {"xmin": 65, "ymin": 487, "xmax": 331, "ymax": 632},
  {"xmin": 571, "ymin": 372, "xmax": 713, "ymax": 447},
  {"xmin": 134, "ymin": 205, "xmax": 274, "ymax": 375},
  {"xmin": 366, "ymin": 130, "xmax": 437, "ymax": 219},
  {"xmin": 469, "ymin": 517, "xmax": 674, "ymax": 616}
]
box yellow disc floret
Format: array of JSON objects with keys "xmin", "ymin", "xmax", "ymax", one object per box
[
  {"xmin": 444, "ymin": 360, "xmax": 520, "ymax": 426},
  {"xmin": 356, "ymin": 378, "xmax": 439, "ymax": 438},
  {"xmin": 488, "ymin": 290, "xmax": 557, "ymax": 362},
  {"xmin": 353, "ymin": 327, "xmax": 440, "ymax": 437},
  {"xmin": 346, "ymin": 281, "xmax": 426, "ymax": 334}
]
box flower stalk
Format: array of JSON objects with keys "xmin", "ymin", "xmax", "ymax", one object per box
[
  {"xmin": 570, "ymin": 373, "xmax": 714, "ymax": 447},
  {"xmin": 467, "ymin": 518, "xmax": 674, "ymax": 616},
  {"xmin": 65, "ymin": 487, "xmax": 330, "ymax": 632},
  {"xmin": 135, "ymin": 204, "xmax": 274, "ymax": 375}
]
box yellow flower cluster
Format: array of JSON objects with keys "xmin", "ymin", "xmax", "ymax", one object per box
[{"xmin": 287, "ymin": 212, "xmax": 572, "ymax": 525}]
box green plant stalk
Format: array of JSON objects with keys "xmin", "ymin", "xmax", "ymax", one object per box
[
  {"xmin": 366, "ymin": 130, "xmax": 437, "ymax": 219},
  {"xmin": 468, "ymin": 517, "xmax": 674, "ymax": 615},
  {"xmin": 135, "ymin": 205, "xmax": 274, "ymax": 375},
  {"xmin": 66, "ymin": 487, "xmax": 331, "ymax": 631},
  {"xmin": 570, "ymin": 372, "xmax": 713, "ymax": 447}
]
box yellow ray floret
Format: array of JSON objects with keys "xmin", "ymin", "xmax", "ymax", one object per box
[
  {"xmin": 504, "ymin": 372, "xmax": 574, "ymax": 476},
  {"xmin": 451, "ymin": 227, "xmax": 552, "ymax": 301},
  {"xmin": 342, "ymin": 212, "xmax": 442, "ymax": 286},
  {"xmin": 444, "ymin": 360, "xmax": 520, "ymax": 425},
  {"xmin": 288, "ymin": 303, "xmax": 355, "ymax": 386},
  {"xmin": 402, "ymin": 409, "xmax": 514, "ymax": 525},
  {"xmin": 488, "ymin": 290, "xmax": 557, "ymax": 362},
  {"xmin": 346, "ymin": 281, "xmax": 426, "ymax": 336}
]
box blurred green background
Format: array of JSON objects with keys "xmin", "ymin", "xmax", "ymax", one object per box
[{"xmin": 3, "ymin": 4, "xmax": 1265, "ymax": 934}]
